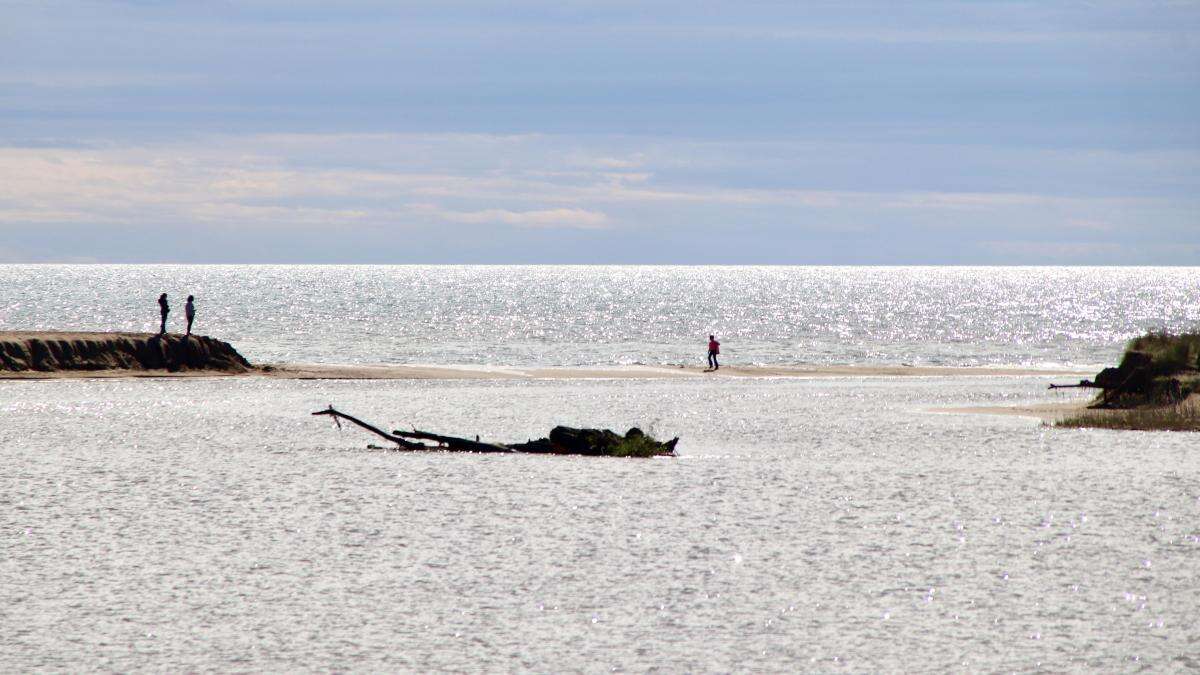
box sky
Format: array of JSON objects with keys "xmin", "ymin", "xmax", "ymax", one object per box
[{"xmin": 1, "ymin": 0, "xmax": 1197, "ymax": 264}]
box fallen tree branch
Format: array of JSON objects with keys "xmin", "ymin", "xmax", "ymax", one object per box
[
  {"xmin": 1048, "ymin": 381, "xmax": 1100, "ymax": 390},
  {"xmin": 312, "ymin": 406, "xmax": 428, "ymax": 450},
  {"xmin": 311, "ymin": 406, "xmax": 677, "ymax": 457},
  {"xmin": 391, "ymin": 427, "xmax": 514, "ymax": 453}
]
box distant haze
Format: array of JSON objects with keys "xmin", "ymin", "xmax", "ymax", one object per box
[{"xmin": 1, "ymin": 1, "xmax": 1197, "ymax": 264}]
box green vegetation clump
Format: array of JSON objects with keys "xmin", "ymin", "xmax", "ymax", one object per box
[
  {"xmin": 1093, "ymin": 331, "xmax": 1200, "ymax": 407},
  {"xmin": 542, "ymin": 424, "xmax": 677, "ymax": 457},
  {"xmin": 1122, "ymin": 331, "xmax": 1200, "ymax": 374},
  {"xmin": 1054, "ymin": 331, "xmax": 1200, "ymax": 431},
  {"xmin": 609, "ymin": 428, "xmax": 670, "ymax": 457}
]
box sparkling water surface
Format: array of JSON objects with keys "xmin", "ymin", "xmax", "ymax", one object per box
[
  {"xmin": 2, "ymin": 265, "xmax": 1197, "ymax": 367},
  {"xmin": 2, "ymin": 266, "xmax": 1198, "ymax": 671}
]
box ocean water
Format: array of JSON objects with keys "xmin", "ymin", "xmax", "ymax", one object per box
[
  {"xmin": 2, "ymin": 265, "xmax": 1198, "ymax": 368},
  {"xmin": 3, "ymin": 266, "xmax": 1199, "ymax": 671}
]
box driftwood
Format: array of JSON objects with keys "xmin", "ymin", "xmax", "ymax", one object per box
[
  {"xmin": 1049, "ymin": 375, "xmax": 1137, "ymax": 407},
  {"xmin": 311, "ymin": 406, "xmax": 428, "ymax": 450},
  {"xmin": 312, "ymin": 406, "xmax": 677, "ymax": 457},
  {"xmin": 391, "ymin": 427, "xmax": 514, "ymax": 453},
  {"xmin": 1049, "ymin": 381, "xmax": 1101, "ymax": 390}
]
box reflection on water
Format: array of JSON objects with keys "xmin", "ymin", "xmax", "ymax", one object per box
[
  {"xmin": 2, "ymin": 375, "xmax": 1196, "ymax": 670},
  {"xmin": 2, "ymin": 265, "xmax": 1198, "ymax": 367}
]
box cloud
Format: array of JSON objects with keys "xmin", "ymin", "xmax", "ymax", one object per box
[
  {"xmin": 414, "ymin": 206, "xmax": 609, "ymax": 230},
  {"xmin": 0, "ymin": 72, "xmax": 203, "ymax": 88},
  {"xmin": 594, "ymin": 156, "xmax": 644, "ymax": 169},
  {"xmin": 0, "ymin": 132, "xmax": 1194, "ymax": 262},
  {"xmin": 629, "ymin": 24, "xmax": 1170, "ymax": 45},
  {"xmin": 190, "ymin": 203, "xmax": 372, "ymax": 226},
  {"xmin": 878, "ymin": 192, "xmax": 1140, "ymax": 212},
  {"xmin": 1062, "ymin": 219, "xmax": 1116, "ymax": 232}
]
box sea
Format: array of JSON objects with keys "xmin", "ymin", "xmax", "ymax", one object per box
[{"xmin": 2, "ymin": 265, "xmax": 1198, "ymax": 671}]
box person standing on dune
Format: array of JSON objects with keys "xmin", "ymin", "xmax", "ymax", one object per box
[
  {"xmin": 707, "ymin": 334, "xmax": 721, "ymax": 371},
  {"xmin": 185, "ymin": 295, "xmax": 196, "ymax": 336},
  {"xmin": 158, "ymin": 293, "xmax": 169, "ymax": 334}
]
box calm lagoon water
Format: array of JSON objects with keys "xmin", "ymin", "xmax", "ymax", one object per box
[{"xmin": 2, "ymin": 266, "xmax": 1198, "ymax": 671}]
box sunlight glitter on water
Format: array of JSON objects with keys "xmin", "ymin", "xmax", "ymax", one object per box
[
  {"xmin": 2, "ymin": 265, "xmax": 1197, "ymax": 368},
  {"xmin": 2, "ymin": 375, "xmax": 1197, "ymax": 670},
  {"xmin": 3, "ymin": 265, "xmax": 1199, "ymax": 670}
]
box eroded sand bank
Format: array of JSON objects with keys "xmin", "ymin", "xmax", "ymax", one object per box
[{"xmin": 0, "ymin": 331, "xmax": 251, "ymax": 376}]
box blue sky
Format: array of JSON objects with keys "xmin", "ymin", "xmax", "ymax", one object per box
[{"xmin": 1, "ymin": 0, "xmax": 1197, "ymax": 263}]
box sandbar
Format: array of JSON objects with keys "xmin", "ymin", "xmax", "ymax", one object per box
[
  {"xmin": 1, "ymin": 331, "xmax": 1091, "ymax": 381},
  {"xmin": 258, "ymin": 363, "xmax": 1088, "ymax": 381},
  {"xmin": 926, "ymin": 401, "xmax": 1087, "ymax": 422}
]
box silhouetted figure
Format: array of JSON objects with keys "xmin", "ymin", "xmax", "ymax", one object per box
[
  {"xmin": 185, "ymin": 295, "xmax": 196, "ymax": 336},
  {"xmin": 158, "ymin": 293, "xmax": 169, "ymax": 334},
  {"xmin": 707, "ymin": 335, "xmax": 720, "ymax": 370}
]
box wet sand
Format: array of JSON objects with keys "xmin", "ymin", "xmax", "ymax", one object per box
[
  {"xmin": 1, "ymin": 331, "xmax": 1090, "ymax": 381},
  {"xmin": 258, "ymin": 363, "xmax": 1090, "ymax": 381},
  {"xmin": 926, "ymin": 401, "xmax": 1087, "ymax": 422}
]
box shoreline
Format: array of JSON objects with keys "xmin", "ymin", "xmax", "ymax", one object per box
[
  {"xmin": 0, "ymin": 330, "xmax": 1092, "ymax": 382},
  {"xmin": 2, "ymin": 361, "xmax": 1091, "ymax": 381},
  {"xmin": 260, "ymin": 363, "xmax": 1091, "ymax": 380},
  {"xmin": 929, "ymin": 396, "xmax": 1200, "ymax": 430}
]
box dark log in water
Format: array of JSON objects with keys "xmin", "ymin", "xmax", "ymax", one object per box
[{"xmin": 312, "ymin": 406, "xmax": 677, "ymax": 457}]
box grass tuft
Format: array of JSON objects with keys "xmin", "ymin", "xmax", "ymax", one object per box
[
  {"xmin": 1123, "ymin": 331, "xmax": 1200, "ymax": 374},
  {"xmin": 1057, "ymin": 398, "xmax": 1200, "ymax": 432}
]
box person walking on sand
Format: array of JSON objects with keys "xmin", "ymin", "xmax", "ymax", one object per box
[
  {"xmin": 158, "ymin": 293, "xmax": 169, "ymax": 334},
  {"xmin": 707, "ymin": 334, "xmax": 721, "ymax": 371},
  {"xmin": 185, "ymin": 295, "xmax": 196, "ymax": 336}
]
